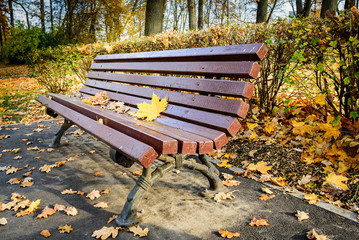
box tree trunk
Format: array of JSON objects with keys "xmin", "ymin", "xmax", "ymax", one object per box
[
  {"xmin": 198, "ymin": 0, "xmax": 204, "ymax": 29},
  {"xmin": 173, "ymin": 0, "xmax": 178, "ymax": 31},
  {"xmin": 303, "ymin": 0, "xmax": 311, "ymax": 17},
  {"xmin": 266, "ymin": 0, "xmax": 278, "ymax": 23},
  {"xmin": 13, "ymin": 0, "xmax": 30, "ymax": 29},
  {"xmin": 144, "ymin": 0, "xmax": 166, "ymax": 36},
  {"xmin": 40, "ymin": 0, "xmax": 45, "ymax": 32},
  {"xmin": 344, "ymin": 0, "xmax": 355, "ymax": 9},
  {"xmin": 50, "ymin": 0, "xmax": 53, "ymax": 30},
  {"xmin": 320, "ymin": 0, "xmax": 337, "ymax": 18},
  {"xmin": 256, "ymin": 0, "xmax": 268, "ymax": 23},
  {"xmin": 187, "ymin": 0, "xmax": 196, "ymax": 30},
  {"xmin": 296, "ymin": 0, "xmax": 303, "ymax": 16},
  {"xmin": 8, "ymin": 0, "xmax": 14, "ymax": 28}
]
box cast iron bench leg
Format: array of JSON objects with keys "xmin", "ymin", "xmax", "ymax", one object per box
[
  {"xmin": 49, "ymin": 119, "xmax": 73, "ymax": 148},
  {"xmin": 116, "ymin": 161, "xmax": 175, "ymax": 227}
]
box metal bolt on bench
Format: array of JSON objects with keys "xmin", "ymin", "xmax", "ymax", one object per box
[{"xmin": 37, "ymin": 43, "xmax": 267, "ymax": 226}]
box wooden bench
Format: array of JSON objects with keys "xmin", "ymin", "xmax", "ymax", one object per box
[{"xmin": 37, "ymin": 43, "xmax": 267, "ymax": 226}]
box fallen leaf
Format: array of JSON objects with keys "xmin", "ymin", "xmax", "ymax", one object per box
[
  {"xmin": 106, "ymin": 101, "xmax": 129, "ymax": 114},
  {"xmin": 295, "ymin": 210, "xmax": 309, "ymax": 222},
  {"xmin": 247, "ymin": 122, "xmax": 258, "ymax": 130},
  {"xmin": 270, "ymin": 177, "xmax": 287, "ymax": 187},
  {"xmin": 261, "ymin": 187, "xmax": 274, "ymax": 195},
  {"xmin": 66, "ymin": 157, "xmax": 75, "ymax": 161},
  {"xmin": 54, "ymin": 204, "xmax": 66, "ymax": 212},
  {"xmin": 214, "ymin": 192, "xmax": 235, "ymax": 202},
  {"xmin": 6, "ymin": 166, "xmax": 18, "ymax": 175},
  {"xmin": 0, "ymin": 166, "xmax": 8, "ymax": 171},
  {"xmin": 47, "ymin": 148, "xmax": 55, "ymax": 152},
  {"xmin": 94, "ymin": 202, "xmax": 108, "ymax": 208},
  {"xmin": 13, "ymin": 155, "xmax": 22, "ymax": 160},
  {"xmin": 248, "ymin": 150, "xmax": 258, "ymax": 157},
  {"xmin": 307, "ymin": 229, "xmax": 331, "ymax": 240},
  {"xmin": 61, "ymin": 189, "xmax": 78, "ymax": 195},
  {"xmin": 35, "ymin": 206, "xmax": 56, "ymax": 219},
  {"xmin": 315, "ymin": 94, "xmax": 326, "ymax": 106},
  {"xmin": 13, "ymin": 199, "xmax": 30, "ymax": 211},
  {"xmin": 247, "ymin": 161, "xmax": 272, "ymax": 174},
  {"xmin": 303, "ymin": 193, "xmax": 320, "ymax": 204},
  {"xmin": 249, "ymin": 217, "xmax": 269, "ymax": 227},
  {"xmin": 0, "ymin": 218, "xmax": 7, "ymax": 226},
  {"xmin": 20, "ymin": 181, "xmax": 34, "ymax": 188},
  {"xmin": 132, "ymin": 170, "xmax": 143, "ymax": 176},
  {"xmin": 130, "ymin": 93, "xmax": 168, "ymax": 121},
  {"xmin": 323, "ymin": 172, "xmax": 349, "ymax": 191},
  {"xmin": 27, "ymin": 146, "xmax": 40, "ymax": 151},
  {"xmin": 222, "ymin": 180, "xmax": 241, "ymax": 187},
  {"xmin": 39, "ymin": 164, "xmax": 52, "ymax": 173},
  {"xmin": 0, "ymin": 135, "xmax": 10, "ymax": 140},
  {"xmin": 55, "ymin": 161, "xmax": 66, "ymax": 167},
  {"xmin": 94, "ymin": 171, "xmax": 103, "ymax": 176},
  {"xmin": 92, "ymin": 226, "xmax": 120, "ymax": 239},
  {"xmin": 33, "ymin": 128, "xmax": 43, "ymax": 132},
  {"xmin": 128, "ymin": 225, "xmax": 149, "ymax": 237},
  {"xmin": 89, "ymin": 150, "xmax": 96, "ymax": 154},
  {"xmin": 101, "ymin": 189, "xmax": 110, "ymax": 194},
  {"xmin": 218, "ymin": 230, "xmax": 240, "ymax": 238},
  {"xmin": 259, "ymin": 194, "xmax": 275, "ymax": 201},
  {"xmin": 107, "ymin": 215, "xmax": 118, "ymax": 224},
  {"xmin": 86, "ymin": 190, "xmax": 101, "ymax": 200},
  {"xmin": 40, "ymin": 230, "xmax": 51, "ymax": 238},
  {"xmin": 222, "ymin": 173, "xmax": 234, "ymax": 180},
  {"xmin": 59, "ymin": 224, "xmax": 73, "ymax": 233},
  {"xmin": 7, "ymin": 178, "xmax": 22, "ymax": 184},
  {"xmin": 65, "ymin": 206, "xmax": 78, "ymax": 216},
  {"xmin": 217, "ymin": 160, "xmax": 232, "ymax": 169}
]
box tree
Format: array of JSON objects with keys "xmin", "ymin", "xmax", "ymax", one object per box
[
  {"xmin": 344, "ymin": 0, "xmax": 355, "ymax": 9},
  {"xmin": 187, "ymin": 0, "xmax": 196, "ymax": 30},
  {"xmin": 8, "ymin": 0, "xmax": 13, "ymax": 27},
  {"xmin": 40, "ymin": 0, "xmax": 45, "ymax": 32},
  {"xmin": 197, "ymin": 0, "xmax": 203, "ymax": 29},
  {"xmin": 13, "ymin": 0, "xmax": 30, "ymax": 29},
  {"xmin": 256, "ymin": 0, "xmax": 268, "ymax": 23},
  {"xmin": 144, "ymin": 0, "xmax": 166, "ymax": 36},
  {"xmin": 320, "ymin": 0, "xmax": 337, "ymax": 18},
  {"xmin": 295, "ymin": 0, "xmax": 311, "ymax": 17}
]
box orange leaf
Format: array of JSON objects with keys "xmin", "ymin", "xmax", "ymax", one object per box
[
  {"xmin": 258, "ymin": 194, "xmax": 275, "ymax": 201},
  {"xmin": 86, "ymin": 190, "xmax": 101, "ymax": 200},
  {"xmin": 303, "ymin": 193, "xmax": 320, "ymax": 204},
  {"xmin": 94, "ymin": 171, "xmax": 103, "ymax": 176},
  {"xmin": 40, "ymin": 230, "xmax": 51, "ymax": 238},
  {"xmin": 218, "ymin": 230, "xmax": 240, "ymax": 238},
  {"xmin": 130, "ymin": 93, "xmax": 168, "ymax": 121},
  {"xmin": 249, "ymin": 217, "xmax": 269, "ymax": 226},
  {"xmin": 247, "ymin": 161, "xmax": 272, "ymax": 174},
  {"xmin": 35, "ymin": 206, "xmax": 56, "ymax": 219},
  {"xmin": 59, "ymin": 224, "xmax": 73, "ymax": 233}
]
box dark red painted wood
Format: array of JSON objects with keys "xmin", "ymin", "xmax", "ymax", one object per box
[
  {"xmin": 84, "ymin": 79, "xmax": 249, "ymax": 117},
  {"xmin": 87, "ymin": 71, "xmax": 254, "ymax": 99},
  {"xmin": 90, "ymin": 61, "xmax": 261, "ymax": 79},
  {"xmin": 49, "ymin": 94, "xmax": 178, "ymax": 155},
  {"xmin": 36, "ymin": 95, "xmax": 158, "ymax": 168},
  {"xmin": 94, "ymin": 43, "xmax": 267, "ymax": 62},
  {"xmin": 79, "ymin": 87, "xmax": 242, "ymax": 136}
]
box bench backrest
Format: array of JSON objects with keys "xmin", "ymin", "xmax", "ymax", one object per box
[{"xmin": 80, "ymin": 43, "xmax": 266, "ymax": 138}]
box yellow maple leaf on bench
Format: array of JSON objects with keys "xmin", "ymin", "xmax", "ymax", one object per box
[{"xmin": 130, "ymin": 93, "xmax": 168, "ymax": 121}]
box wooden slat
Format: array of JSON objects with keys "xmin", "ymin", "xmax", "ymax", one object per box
[
  {"xmin": 90, "ymin": 61, "xmax": 261, "ymax": 79},
  {"xmin": 49, "ymin": 94, "xmax": 180, "ymax": 155},
  {"xmin": 87, "ymin": 71, "xmax": 254, "ymax": 99},
  {"xmin": 84, "ymin": 79, "xmax": 249, "ymax": 118},
  {"xmin": 51, "ymin": 94, "xmax": 217, "ymax": 154},
  {"xmin": 81, "ymin": 91, "xmax": 228, "ymax": 149},
  {"xmin": 36, "ymin": 96, "xmax": 158, "ymax": 168},
  {"xmin": 94, "ymin": 43, "xmax": 268, "ymax": 62},
  {"xmin": 80, "ymin": 87, "xmax": 242, "ymax": 136}
]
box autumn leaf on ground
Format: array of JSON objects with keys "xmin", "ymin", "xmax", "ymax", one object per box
[
  {"xmin": 247, "ymin": 161, "xmax": 272, "ymax": 174},
  {"xmin": 130, "ymin": 93, "xmax": 168, "ymax": 121},
  {"xmin": 6, "ymin": 166, "xmax": 18, "ymax": 175},
  {"xmin": 0, "ymin": 135, "xmax": 10, "ymax": 140},
  {"xmin": 40, "ymin": 230, "xmax": 51, "ymax": 238},
  {"xmin": 59, "ymin": 224, "xmax": 73, "ymax": 233},
  {"xmin": 295, "ymin": 210, "xmax": 309, "ymax": 222},
  {"xmin": 47, "ymin": 148, "xmax": 55, "ymax": 152},
  {"xmin": 27, "ymin": 146, "xmax": 40, "ymax": 151},
  {"xmin": 217, "ymin": 160, "xmax": 232, "ymax": 169},
  {"xmin": 61, "ymin": 189, "xmax": 78, "ymax": 195},
  {"xmin": 218, "ymin": 230, "xmax": 240, "ymax": 238},
  {"xmin": 107, "ymin": 215, "xmax": 118, "ymax": 224},
  {"xmin": 92, "ymin": 226, "xmax": 121, "ymax": 239},
  {"xmin": 13, "ymin": 199, "xmax": 30, "ymax": 211},
  {"xmin": 39, "ymin": 164, "xmax": 53, "ymax": 173},
  {"xmin": 249, "ymin": 217, "xmax": 269, "ymax": 227},
  {"xmin": 101, "ymin": 189, "xmax": 110, "ymax": 194},
  {"xmin": 86, "ymin": 190, "xmax": 101, "ymax": 200},
  {"xmin": 270, "ymin": 177, "xmax": 287, "ymax": 187},
  {"xmin": 65, "ymin": 206, "xmax": 78, "ymax": 216},
  {"xmin": 260, "ymin": 175, "xmax": 272, "ymax": 182},
  {"xmin": 55, "ymin": 161, "xmax": 66, "ymax": 167},
  {"xmin": 222, "ymin": 180, "xmax": 241, "ymax": 187},
  {"xmin": 16, "ymin": 199, "xmax": 41, "ymax": 217},
  {"xmin": 261, "ymin": 187, "xmax": 274, "ymax": 195},
  {"xmin": 214, "ymin": 192, "xmax": 236, "ymax": 202},
  {"xmin": 94, "ymin": 202, "xmax": 108, "ymax": 208},
  {"xmin": 7, "ymin": 178, "xmax": 21, "ymax": 184},
  {"xmin": 307, "ymin": 229, "xmax": 331, "ymax": 240},
  {"xmin": 318, "ymin": 123, "xmax": 341, "ymax": 139},
  {"xmin": 13, "ymin": 155, "xmax": 22, "ymax": 160},
  {"xmin": 303, "ymin": 193, "xmax": 320, "ymax": 204},
  {"xmin": 291, "ymin": 120, "xmax": 317, "ymax": 136},
  {"xmin": 0, "ymin": 201, "xmax": 17, "ymax": 211},
  {"xmin": 94, "ymin": 171, "xmax": 103, "ymax": 176},
  {"xmin": 0, "ymin": 218, "xmax": 7, "ymax": 226},
  {"xmin": 128, "ymin": 225, "xmax": 149, "ymax": 237},
  {"xmin": 259, "ymin": 194, "xmax": 275, "ymax": 201},
  {"xmin": 315, "ymin": 94, "xmax": 326, "ymax": 106},
  {"xmin": 264, "ymin": 122, "xmax": 275, "ymax": 135},
  {"xmin": 20, "ymin": 177, "xmax": 34, "ymax": 188},
  {"xmin": 246, "ymin": 122, "xmax": 258, "ymax": 130},
  {"xmin": 35, "ymin": 206, "xmax": 56, "ymax": 219},
  {"xmin": 54, "ymin": 204, "xmax": 66, "ymax": 212},
  {"xmin": 323, "ymin": 172, "xmax": 349, "ymax": 191},
  {"xmin": 132, "ymin": 170, "xmax": 143, "ymax": 176},
  {"xmin": 11, "ymin": 148, "xmax": 20, "ymax": 154}
]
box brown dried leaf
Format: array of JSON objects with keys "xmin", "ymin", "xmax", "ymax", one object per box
[
  {"xmin": 55, "ymin": 161, "xmax": 66, "ymax": 167},
  {"xmin": 7, "ymin": 178, "xmax": 22, "ymax": 184},
  {"xmin": 249, "ymin": 217, "xmax": 269, "ymax": 227},
  {"xmin": 20, "ymin": 181, "xmax": 34, "ymax": 188},
  {"xmin": 13, "ymin": 200, "xmax": 30, "ymax": 211},
  {"xmin": 35, "ymin": 206, "xmax": 56, "ymax": 219},
  {"xmin": 128, "ymin": 225, "xmax": 149, "ymax": 237},
  {"xmin": 295, "ymin": 210, "xmax": 309, "ymax": 222},
  {"xmin": 39, "ymin": 164, "xmax": 52, "ymax": 173},
  {"xmin": 54, "ymin": 204, "xmax": 66, "ymax": 212},
  {"xmin": 306, "ymin": 229, "xmax": 331, "ymax": 240},
  {"xmin": 59, "ymin": 224, "xmax": 73, "ymax": 233},
  {"xmin": 61, "ymin": 189, "xmax": 78, "ymax": 195},
  {"xmin": 107, "ymin": 215, "xmax": 118, "ymax": 224},
  {"xmin": 87, "ymin": 190, "xmax": 101, "ymax": 200},
  {"xmin": 65, "ymin": 206, "xmax": 78, "ymax": 216},
  {"xmin": 92, "ymin": 226, "xmax": 120, "ymax": 239},
  {"xmin": 94, "ymin": 202, "xmax": 108, "ymax": 208},
  {"xmin": 303, "ymin": 194, "xmax": 320, "ymax": 204},
  {"xmin": 258, "ymin": 194, "xmax": 275, "ymax": 201},
  {"xmin": 11, "ymin": 148, "xmax": 20, "ymax": 154},
  {"xmin": 27, "ymin": 146, "xmax": 40, "ymax": 151},
  {"xmin": 13, "ymin": 155, "xmax": 22, "ymax": 160},
  {"xmin": 132, "ymin": 170, "xmax": 143, "ymax": 176},
  {"xmin": 40, "ymin": 229, "xmax": 51, "ymax": 238},
  {"xmin": 0, "ymin": 218, "xmax": 7, "ymax": 226},
  {"xmin": 6, "ymin": 166, "xmax": 18, "ymax": 175},
  {"xmin": 218, "ymin": 230, "xmax": 240, "ymax": 238},
  {"xmin": 94, "ymin": 171, "xmax": 103, "ymax": 176},
  {"xmin": 222, "ymin": 180, "xmax": 241, "ymax": 187},
  {"xmin": 214, "ymin": 192, "xmax": 235, "ymax": 202},
  {"xmin": 101, "ymin": 189, "xmax": 110, "ymax": 194}
]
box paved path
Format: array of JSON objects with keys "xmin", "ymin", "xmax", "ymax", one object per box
[{"xmin": 0, "ymin": 120, "xmax": 358, "ymax": 239}]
